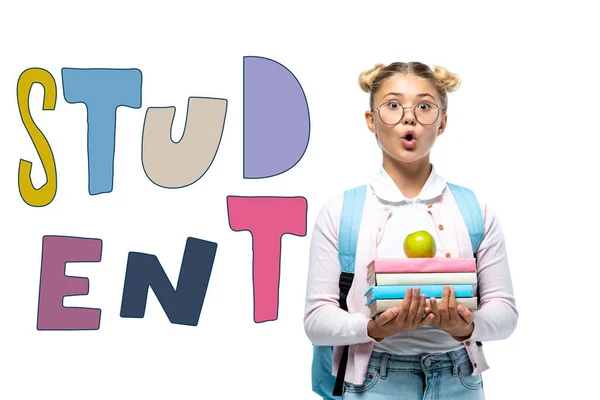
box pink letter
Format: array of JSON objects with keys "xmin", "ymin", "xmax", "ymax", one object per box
[
  {"xmin": 227, "ymin": 196, "xmax": 307, "ymax": 323},
  {"xmin": 37, "ymin": 235, "xmax": 103, "ymax": 330}
]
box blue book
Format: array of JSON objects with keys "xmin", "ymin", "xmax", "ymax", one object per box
[{"xmin": 365, "ymin": 284, "xmax": 474, "ymax": 306}]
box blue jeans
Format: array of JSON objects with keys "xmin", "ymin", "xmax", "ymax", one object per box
[{"xmin": 342, "ymin": 348, "xmax": 485, "ymax": 399}]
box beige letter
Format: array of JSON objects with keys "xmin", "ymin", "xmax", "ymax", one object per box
[{"xmin": 142, "ymin": 97, "xmax": 227, "ymax": 188}]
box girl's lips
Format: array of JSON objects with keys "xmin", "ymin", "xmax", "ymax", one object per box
[{"xmin": 401, "ymin": 136, "xmax": 416, "ymax": 149}]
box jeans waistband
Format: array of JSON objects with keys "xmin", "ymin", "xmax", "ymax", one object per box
[{"xmin": 368, "ymin": 347, "xmax": 471, "ymax": 377}]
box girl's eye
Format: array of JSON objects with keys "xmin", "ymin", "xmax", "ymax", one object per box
[
  {"xmin": 388, "ymin": 101, "xmax": 401, "ymax": 109},
  {"xmin": 418, "ymin": 102, "xmax": 431, "ymax": 110}
]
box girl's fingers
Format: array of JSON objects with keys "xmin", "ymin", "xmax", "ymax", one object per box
[
  {"xmin": 418, "ymin": 313, "xmax": 435, "ymax": 327},
  {"xmin": 439, "ymin": 286, "xmax": 450, "ymax": 325},
  {"xmin": 377, "ymin": 306, "xmax": 400, "ymax": 326},
  {"xmin": 429, "ymin": 297, "xmax": 440, "ymax": 327},
  {"xmin": 406, "ymin": 287, "xmax": 421, "ymax": 323},
  {"xmin": 457, "ymin": 304, "xmax": 473, "ymax": 325},
  {"xmin": 448, "ymin": 286, "xmax": 457, "ymax": 322},
  {"xmin": 397, "ymin": 288, "xmax": 413, "ymax": 322},
  {"xmin": 413, "ymin": 294, "xmax": 427, "ymax": 325}
]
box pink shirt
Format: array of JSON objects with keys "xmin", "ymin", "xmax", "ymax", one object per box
[{"xmin": 303, "ymin": 165, "xmax": 519, "ymax": 385}]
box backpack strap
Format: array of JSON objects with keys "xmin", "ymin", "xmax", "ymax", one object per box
[
  {"xmin": 338, "ymin": 185, "xmax": 367, "ymax": 273},
  {"xmin": 447, "ymin": 183, "xmax": 485, "ymax": 256},
  {"xmin": 333, "ymin": 184, "xmax": 367, "ymax": 397},
  {"xmin": 447, "ymin": 182, "xmax": 485, "ymax": 348}
]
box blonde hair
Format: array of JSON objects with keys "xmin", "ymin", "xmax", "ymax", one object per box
[{"xmin": 358, "ymin": 62, "xmax": 461, "ymax": 112}]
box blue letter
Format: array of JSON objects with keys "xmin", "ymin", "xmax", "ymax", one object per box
[{"xmin": 62, "ymin": 68, "xmax": 142, "ymax": 195}]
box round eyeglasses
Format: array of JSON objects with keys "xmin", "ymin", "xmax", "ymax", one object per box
[{"xmin": 372, "ymin": 100, "xmax": 445, "ymax": 126}]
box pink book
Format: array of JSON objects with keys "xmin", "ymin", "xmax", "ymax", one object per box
[{"xmin": 366, "ymin": 258, "xmax": 476, "ymax": 275}]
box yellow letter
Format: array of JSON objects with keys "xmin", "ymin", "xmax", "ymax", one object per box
[{"xmin": 18, "ymin": 68, "xmax": 57, "ymax": 207}]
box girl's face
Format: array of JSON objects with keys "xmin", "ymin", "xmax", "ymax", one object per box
[{"xmin": 365, "ymin": 74, "xmax": 447, "ymax": 165}]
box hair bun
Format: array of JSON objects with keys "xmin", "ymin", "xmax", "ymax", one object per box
[
  {"xmin": 358, "ymin": 63, "xmax": 386, "ymax": 93},
  {"xmin": 432, "ymin": 65, "xmax": 461, "ymax": 93}
]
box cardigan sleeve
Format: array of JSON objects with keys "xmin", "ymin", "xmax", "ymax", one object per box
[
  {"xmin": 303, "ymin": 196, "xmax": 377, "ymax": 346},
  {"xmin": 469, "ymin": 196, "xmax": 519, "ymax": 342}
]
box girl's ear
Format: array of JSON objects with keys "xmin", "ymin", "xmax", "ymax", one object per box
[
  {"xmin": 365, "ymin": 110, "xmax": 376, "ymax": 134},
  {"xmin": 438, "ymin": 113, "xmax": 448, "ymax": 135}
]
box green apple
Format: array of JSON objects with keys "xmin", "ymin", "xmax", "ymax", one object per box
[{"xmin": 403, "ymin": 230, "xmax": 437, "ymax": 258}]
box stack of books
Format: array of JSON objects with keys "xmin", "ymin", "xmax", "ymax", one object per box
[{"xmin": 365, "ymin": 258, "xmax": 478, "ymax": 318}]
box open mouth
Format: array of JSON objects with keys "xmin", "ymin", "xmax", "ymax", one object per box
[
  {"xmin": 402, "ymin": 132, "xmax": 416, "ymax": 141},
  {"xmin": 401, "ymin": 132, "xmax": 416, "ymax": 149}
]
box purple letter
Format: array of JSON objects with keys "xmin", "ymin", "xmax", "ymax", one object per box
[
  {"xmin": 37, "ymin": 235, "xmax": 103, "ymax": 330},
  {"xmin": 243, "ymin": 56, "xmax": 310, "ymax": 178}
]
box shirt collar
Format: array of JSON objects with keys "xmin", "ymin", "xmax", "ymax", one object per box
[{"xmin": 369, "ymin": 163, "xmax": 447, "ymax": 203}]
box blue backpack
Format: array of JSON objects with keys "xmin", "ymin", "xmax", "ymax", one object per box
[{"xmin": 311, "ymin": 183, "xmax": 485, "ymax": 399}]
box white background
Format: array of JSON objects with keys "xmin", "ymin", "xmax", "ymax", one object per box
[{"xmin": 1, "ymin": 1, "xmax": 598, "ymax": 398}]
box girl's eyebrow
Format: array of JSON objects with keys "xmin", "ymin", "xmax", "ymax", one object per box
[{"xmin": 383, "ymin": 92, "xmax": 436, "ymax": 101}]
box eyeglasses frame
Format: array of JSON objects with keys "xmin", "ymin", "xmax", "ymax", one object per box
[{"xmin": 371, "ymin": 99, "xmax": 446, "ymax": 126}]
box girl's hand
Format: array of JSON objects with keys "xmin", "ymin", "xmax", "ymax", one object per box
[
  {"xmin": 426, "ymin": 286, "xmax": 474, "ymax": 340},
  {"xmin": 368, "ymin": 288, "xmax": 434, "ymax": 341}
]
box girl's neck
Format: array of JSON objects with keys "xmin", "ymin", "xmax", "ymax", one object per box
[{"xmin": 382, "ymin": 156, "xmax": 432, "ymax": 199}]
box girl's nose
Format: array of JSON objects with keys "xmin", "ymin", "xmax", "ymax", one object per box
[{"xmin": 402, "ymin": 107, "xmax": 417, "ymax": 125}]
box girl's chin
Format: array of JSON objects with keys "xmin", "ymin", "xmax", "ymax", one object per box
[{"xmin": 388, "ymin": 150, "xmax": 421, "ymax": 163}]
